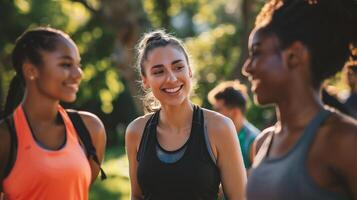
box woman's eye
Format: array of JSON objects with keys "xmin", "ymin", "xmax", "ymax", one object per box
[
  {"xmin": 61, "ymin": 63, "xmax": 72, "ymax": 68},
  {"xmin": 175, "ymin": 65, "xmax": 184, "ymax": 70},
  {"xmin": 153, "ymin": 70, "xmax": 164, "ymax": 75}
]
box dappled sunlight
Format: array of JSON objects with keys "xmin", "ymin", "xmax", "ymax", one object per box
[
  {"xmin": 90, "ymin": 149, "xmax": 130, "ymax": 200},
  {"xmin": 14, "ymin": 0, "xmax": 30, "ymax": 14},
  {"xmin": 61, "ymin": 1, "xmax": 91, "ymax": 33}
]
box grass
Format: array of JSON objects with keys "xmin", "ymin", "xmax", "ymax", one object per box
[{"xmin": 89, "ymin": 146, "xmax": 130, "ymax": 200}]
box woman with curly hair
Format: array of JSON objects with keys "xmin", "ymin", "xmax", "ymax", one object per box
[{"xmin": 243, "ymin": 0, "xmax": 357, "ymax": 199}]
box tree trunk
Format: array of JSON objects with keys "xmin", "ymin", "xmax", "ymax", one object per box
[
  {"xmin": 153, "ymin": 0, "xmax": 171, "ymax": 29},
  {"xmin": 73, "ymin": 0, "xmax": 151, "ymax": 114},
  {"xmin": 231, "ymin": 0, "xmax": 256, "ymax": 80}
]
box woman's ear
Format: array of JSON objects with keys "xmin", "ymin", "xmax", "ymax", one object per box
[
  {"xmin": 189, "ymin": 67, "xmax": 193, "ymax": 78},
  {"xmin": 285, "ymin": 41, "xmax": 309, "ymax": 69},
  {"xmin": 142, "ymin": 75, "xmax": 149, "ymax": 89},
  {"xmin": 22, "ymin": 62, "xmax": 38, "ymax": 81}
]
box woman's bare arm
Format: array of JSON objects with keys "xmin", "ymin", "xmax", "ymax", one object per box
[
  {"xmin": 205, "ymin": 111, "xmax": 247, "ymax": 200},
  {"xmin": 79, "ymin": 112, "xmax": 107, "ymax": 184},
  {"xmin": 125, "ymin": 115, "xmax": 151, "ymax": 200}
]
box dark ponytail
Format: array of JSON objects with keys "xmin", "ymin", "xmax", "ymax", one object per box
[
  {"xmin": 3, "ymin": 75, "xmax": 25, "ymax": 118},
  {"xmin": 1, "ymin": 27, "xmax": 71, "ymax": 118}
]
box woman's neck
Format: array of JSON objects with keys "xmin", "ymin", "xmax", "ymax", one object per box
[
  {"xmin": 159, "ymin": 100, "xmax": 194, "ymax": 131},
  {"xmin": 22, "ymin": 92, "xmax": 60, "ymax": 125},
  {"xmin": 275, "ymin": 87, "xmax": 323, "ymax": 134}
]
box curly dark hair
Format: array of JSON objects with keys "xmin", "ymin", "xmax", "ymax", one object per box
[{"xmin": 255, "ymin": 0, "xmax": 357, "ymax": 89}]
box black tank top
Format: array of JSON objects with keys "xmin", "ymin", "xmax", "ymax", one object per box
[{"xmin": 137, "ymin": 105, "xmax": 220, "ymax": 200}]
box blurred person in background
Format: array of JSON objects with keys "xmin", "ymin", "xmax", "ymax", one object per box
[
  {"xmin": 344, "ymin": 61, "xmax": 357, "ymax": 118},
  {"xmin": 208, "ymin": 80, "xmax": 260, "ymax": 169}
]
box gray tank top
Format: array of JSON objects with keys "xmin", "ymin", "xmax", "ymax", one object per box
[{"xmin": 247, "ymin": 109, "xmax": 350, "ymax": 200}]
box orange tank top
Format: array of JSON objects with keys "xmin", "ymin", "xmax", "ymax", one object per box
[{"xmin": 3, "ymin": 105, "xmax": 91, "ymax": 200}]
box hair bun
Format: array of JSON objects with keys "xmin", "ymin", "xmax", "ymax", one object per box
[{"xmin": 146, "ymin": 33, "xmax": 163, "ymax": 45}]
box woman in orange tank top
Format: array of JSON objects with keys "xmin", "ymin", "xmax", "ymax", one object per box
[{"xmin": 0, "ymin": 27, "xmax": 107, "ymax": 200}]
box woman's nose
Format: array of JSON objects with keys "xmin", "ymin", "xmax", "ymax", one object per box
[
  {"xmin": 166, "ymin": 70, "xmax": 178, "ymax": 82},
  {"xmin": 242, "ymin": 58, "xmax": 253, "ymax": 77},
  {"xmin": 72, "ymin": 66, "xmax": 83, "ymax": 80}
]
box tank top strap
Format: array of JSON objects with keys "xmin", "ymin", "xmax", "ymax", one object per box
[
  {"xmin": 137, "ymin": 111, "xmax": 160, "ymax": 162},
  {"xmin": 14, "ymin": 105, "xmax": 78, "ymax": 149},
  {"xmin": 188, "ymin": 105, "xmax": 212, "ymax": 160},
  {"xmin": 192, "ymin": 105, "xmax": 203, "ymax": 125},
  {"xmin": 294, "ymin": 109, "xmax": 331, "ymax": 162},
  {"xmin": 13, "ymin": 106, "xmax": 33, "ymax": 148},
  {"xmin": 57, "ymin": 106, "xmax": 78, "ymax": 143},
  {"xmin": 189, "ymin": 105, "xmax": 204, "ymax": 142},
  {"xmin": 252, "ymin": 130, "xmax": 274, "ymax": 168}
]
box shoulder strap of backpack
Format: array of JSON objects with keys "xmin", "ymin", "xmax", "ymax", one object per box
[{"xmin": 66, "ymin": 110, "xmax": 107, "ymax": 180}]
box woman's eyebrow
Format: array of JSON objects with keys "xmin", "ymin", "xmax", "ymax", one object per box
[
  {"xmin": 150, "ymin": 59, "xmax": 183, "ymax": 69},
  {"xmin": 172, "ymin": 59, "xmax": 183, "ymax": 65}
]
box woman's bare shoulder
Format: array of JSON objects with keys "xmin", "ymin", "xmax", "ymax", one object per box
[
  {"xmin": 323, "ymin": 112, "xmax": 357, "ymax": 146},
  {"xmin": 312, "ymin": 111, "xmax": 357, "ymax": 166},
  {"xmin": 125, "ymin": 113, "xmax": 155, "ymax": 149},
  {"xmin": 126, "ymin": 113, "xmax": 155, "ymax": 135},
  {"xmin": 202, "ymin": 108, "xmax": 235, "ymax": 135},
  {"xmin": 201, "ymin": 108, "xmax": 237, "ymax": 151}
]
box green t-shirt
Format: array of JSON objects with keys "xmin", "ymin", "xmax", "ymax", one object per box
[{"xmin": 237, "ymin": 121, "xmax": 260, "ymax": 168}]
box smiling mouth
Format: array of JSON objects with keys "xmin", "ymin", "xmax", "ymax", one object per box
[
  {"xmin": 162, "ymin": 85, "xmax": 183, "ymax": 94},
  {"xmin": 64, "ymin": 83, "xmax": 79, "ymax": 92}
]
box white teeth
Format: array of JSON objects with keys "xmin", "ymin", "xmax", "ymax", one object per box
[
  {"xmin": 164, "ymin": 86, "xmax": 181, "ymax": 93},
  {"xmin": 65, "ymin": 84, "xmax": 79, "ymax": 91}
]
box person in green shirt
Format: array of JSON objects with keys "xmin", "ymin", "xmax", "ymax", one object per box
[{"xmin": 208, "ymin": 80, "xmax": 260, "ymax": 169}]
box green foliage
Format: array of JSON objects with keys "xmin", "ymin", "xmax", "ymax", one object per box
[
  {"xmin": 0, "ymin": 0, "xmax": 126, "ymax": 121},
  {"xmin": 90, "ymin": 146, "xmax": 130, "ymax": 200},
  {"xmin": 246, "ymin": 103, "xmax": 275, "ymax": 130},
  {"xmin": 186, "ymin": 24, "xmax": 240, "ymax": 105}
]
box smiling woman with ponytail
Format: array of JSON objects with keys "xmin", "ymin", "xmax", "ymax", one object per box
[
  {"xmin": 125, "ymin": 30, "xmax": 247, "ymax": 200},
  {"xmin": 0, "ymin": 27, "xmax": 106, "ymax": 200}
]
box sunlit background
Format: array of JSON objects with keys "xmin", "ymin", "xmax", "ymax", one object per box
[{"xmin": 0, "ymin": 0, "xmax": 350, "ymax": 199}]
